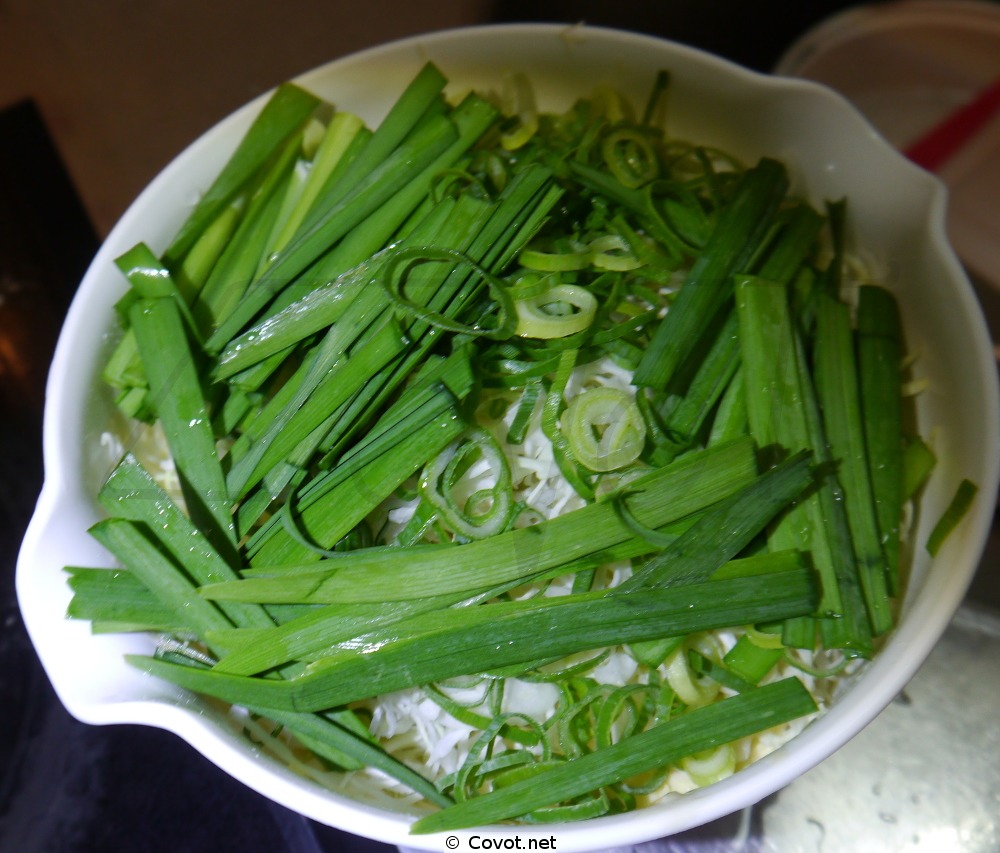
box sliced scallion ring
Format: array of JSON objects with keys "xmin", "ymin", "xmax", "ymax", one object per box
[
  {"xmin": 663, "ymin": 645, "xmax": 720, "ymax": 709},
  {"xmin": 745, "ymin": 625, "xmax": 785, "ymax": 650},
  {"xmin": 380, "ymin": 245, "xmax": 517, "ymax": 339},
  {"xmin": 508, "ymin": 271, "xmax": 560, "ymax": 301},
  {"xmin": 601, "ymin": 127, "xmax": 660, "ymax": 188},
  {"xmin": 519, "ymin": 244, "xmax": 593, "ymax": 272},
  {"xmin": 500, "ymin": 72, "xmax": 539, "ymax": 151},
  {"xmin": 420, "ymin": 427, "xmax": 514, "ymax": 540},
  {"xmin": 680, "ymin": 743, "xmax": 736, "ymax": 786},
  {"xmin": 588, "ymin": 234, "xmax": 643, "ymax": 272},
  {"xmin": 590, "ymin": 84, "xmax": 631, "ymax": 123},
  {"xmin": 514, "ymin": 284, "xmax": 598, "ymax": 339},
  {"xmin": 562, "ymin": 386, "xmax": 647, "ymax": 472}
]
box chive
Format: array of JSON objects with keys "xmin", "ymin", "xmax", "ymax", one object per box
[
  {"xmin": 208, "ymin": 596, "xmax": 461, "ymax": 676},
  {"xmin": 217, "ymin": 532, "xmax": 805, "ymax": 675},
  {"xmin": 192, "ymin": 130, "xmax": 304, "ymax": 334},
  {"xmin": 101, "ymin": 327, "xmax": 145, "ymax": 395},
  {"xmin": 98, "ymin": 455, "xmax": 273, "ymax": 629},
  {"xmin": 814, "ymin": 291, "xmax": 892, "ymax": 636},
  {"xmin": 66, "ymin": 567, "xmax": 187, "ymax": 633},
  {"xmin": 711, "ymin": 549, "xmax": 807, "ymax": 579},
  {"xmin": 903, "ymin": 435, "xmax": 937, "ymax": 501},
  {"xmin": 235, "ymin": 168, "xmax": 559, "ymax": 531},
  {"xmin": 226, "ymin": 169, "xmax": 557, "ymax": 503},
  {"xmin": 216, "ymin": 93, "xmax": 500, "ymax": 383},
  {"xmin": 213, "ymin": 533, "xmax": 665, "ymax": 677},
  {"xmin": 410, "ymin": 678, "xmax": 816, "ymax": 832},
  {"xmin": 95, "ymin": 468, "xmax": 424, "ymax": 785},
  {"xmin": 173, "ymin": 201, "xmax": 243, "ymax": 302},
  {"xmin": 239, "ymin": 361, "xmax": 472, "ymax": 554},
  {"xmin": 820, "ymin": 198, "xmax": 848, "ymax": 296},
  {"xmin": 722, "ymin": 635, "xmax": 785, "ymax": 685},
  {"xmin": 212, "ymin": 217, "xmax": 427, "ymax": 382},
  {"xmin": 129, "ymin": 570, "xmax": 817, "ymax": 713},
  {"xmin": 97, "ymin": 469, "xmax": 427, "ymax": 788},
  {"xmin": 734, "ymin": 275, "xmax": 841, "ymax": 616},
  {"xmin": 255, "ymin": 707, "xmax": 452, "ymax": 808},
  {"xmin": 926, "ymin": 479, "xmax": 978, "ymax": 556},
  {"xmin": 216, "ymin": 194, "xmax": 466, "ymax": 380},
  {"xmin": 164, "ymin": 82, "xmax": 323, "ymax": 265},
  {"xmin": 300, "ymin": 62, "xmax": 448, "ymax": 223},
  {"xmin": 89, "ymin": 519, "xmax": 234, "ymax": 650},
  {"xmin": 115, "ymin": 244, "xmax": 190, "ymax": 315},
  {"xmin": 107, "ymin": 242, "xmax": 204, "ymax": 398},
  {"xmin": 792, "ymin": 318, "xmax": 874, "ymax": 656},
  {"xmin": 206, "ymin": 113, "xmax": 459, "ymax": 349},
  {"xmin": 754, "ymin": 201, "xmax": 824, "ymax": 283},
  {"xmin": 616, "ymin": 450, "xmax": 814, "ymax": 592},
  {"xmin": 250, "ymin": 398, "xmax": 465, "ymax": 564},
  {"xmin": 128, "ymin": 296, "xmax": 236, "ymax": 556},
  {"xmin": 632, "ymin": 158, "xmax": 789, "ymax": 389},
  {"xmin": 206, "ymin": 437, "xmax": 760, "ymax": 602},
  {"xmin": 288, "ymin": 93, "xmax": 499, "ymax": 299},
  {"xmin": 653, "ymin": 310, "xmax": 741, "ymax": 461},
  {"xmin": 856, "ymin": 284, "xmax": 904, "ymax": 593},
  {"xmin": 224, "ymin": 316, "xmax": 409, "ymax": 500},
  {"xmin": 263, "ymin": 111, "xmax": 366, "ymax": 258},
  {"xmin": 708, "ymin": 364, "xmax": 747, "ymax": 445}
]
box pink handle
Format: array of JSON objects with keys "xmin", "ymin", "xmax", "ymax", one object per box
[{"xmin": 905, "ymin": 74, "xmax": 1000, "ymax": 171}]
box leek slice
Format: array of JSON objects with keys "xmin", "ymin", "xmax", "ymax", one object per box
[{"xmin": 562, "ymin": 386, "xmax": 646, "ymax": 472}]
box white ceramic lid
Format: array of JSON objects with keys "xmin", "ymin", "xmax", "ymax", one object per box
[{"xmin": 776, "ymin": 0, "xmax": 1000, "ymax": 291}]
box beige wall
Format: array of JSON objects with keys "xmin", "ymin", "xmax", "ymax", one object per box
[{"xmin": 0, "ymin": 0, "xmax": 492, "ymax": 235}]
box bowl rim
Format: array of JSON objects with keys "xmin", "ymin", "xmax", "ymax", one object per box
[{"xmin": 17, "ymin": 21, "xmax": 1000, "ymax": 851}]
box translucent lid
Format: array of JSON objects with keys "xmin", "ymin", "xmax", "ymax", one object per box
[{"xmin": 776, "ymin": 1, "xmax": 1000, "ymax": 291}]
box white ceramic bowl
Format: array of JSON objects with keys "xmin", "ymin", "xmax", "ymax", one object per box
[{"xmin": 16, "ymin": 23, "xmax": 1000, "ymax": 852}]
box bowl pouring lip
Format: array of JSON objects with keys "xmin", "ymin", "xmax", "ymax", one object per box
[{"xmin": 16, "ymin": 21, "xmax": 1000, "ymax": 850}]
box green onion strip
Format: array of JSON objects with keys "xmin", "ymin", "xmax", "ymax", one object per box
[
  {"xmin": 420, "ymin": 427, "xmax": 515, "ymax": 540},
  {"xmin": 563, "ymin": 386, "xmax": 647, "ymax": 472}
]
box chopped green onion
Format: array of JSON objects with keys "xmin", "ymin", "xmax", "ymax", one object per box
[
  {"xmin": 128, "ymin": 296, "xmax": 236, "ymax": 556},
  {"xmin": 420, "ymin": 427, "xmax": 515, "ymax": 540},
  {"xmin": 856, "ymin": 285, "xmax": 905, "ymax": 592},
  {"xmin": 164, "ymin": 82, "xmax": 323, "ymax": 265},
  {"xmin": 926, "ymin": 479, "xmax": 978, "ymax": 556},
  {"xmin": 903, "ymin": 436, "xmax": 937, "ymax": 501},
  {"xmin": 814, "ymin": 291, "xmax": 893, "ymax": 636},
  {"xmin": 601, "ymin": 126, "xmax": 660, "ymax": 188},
  {"xmin": 514, "ymin": 284, "xmax": 598, "ymax": 338},
  {"xmin": 633, "ymin": 158, "xmax": 789, "ymax": 389},
  {"xmin": 129, "ymin": 569, "xmax": 817, "ymax": 713},
  {"xmin": 562, "ymin": 386, "xmax": 646, "ymax": 471},
  {"xmin": 410, "ymin": 678, "xmax": 816, "ymax": 832}
]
